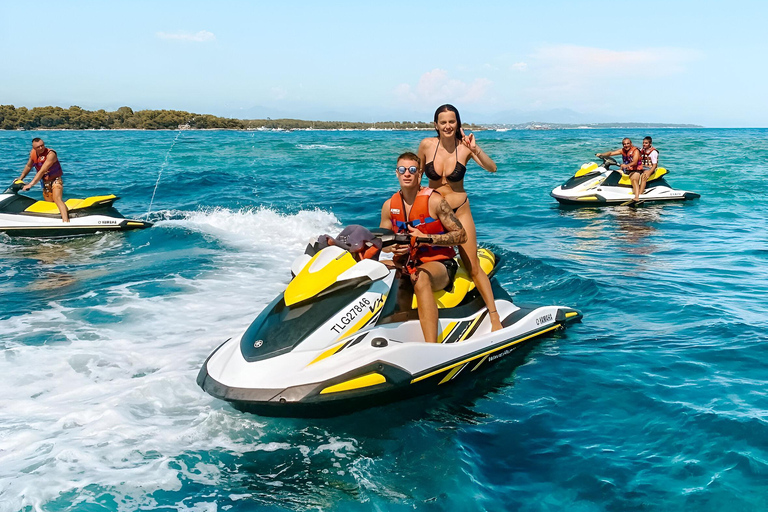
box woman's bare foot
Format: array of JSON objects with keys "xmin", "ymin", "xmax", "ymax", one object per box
[{"xmin": 489, "ymin": 310, "xmax": 503, "ymax": 331}]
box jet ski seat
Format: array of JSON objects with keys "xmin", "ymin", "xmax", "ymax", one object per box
[
  {"xmin": 24, "ymin": 195, "xmax": 118, "ymax": 214},
  {"xmin": 413, "ymin": 248, "xmax": 496, "ymax": 309},
  {"xmin": 618, "ymin": 167, "xmax": 667, "ymax": 186}
]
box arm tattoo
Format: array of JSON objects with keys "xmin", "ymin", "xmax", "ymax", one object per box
[{"xmin": 430, "ymin": 199, "xmax": 467, "ymax": 246}]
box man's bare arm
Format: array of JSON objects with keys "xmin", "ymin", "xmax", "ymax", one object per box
[
  {"xmin": 18, "ymin": 155, "xmax": 34, "ymax": 180},
  {"xmin": 429, "ymin": 199, "xmax": 467, "ymax": 246},
  {"xmin": 596, "ymin": 149, "xmax": 622, "ymax": 158}
]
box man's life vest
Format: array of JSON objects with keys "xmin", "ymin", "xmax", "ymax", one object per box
[
  {"xmin": 621, "ymin": 145, "xmax": 643, "ymax": 172},
  {"xmin": 389, "ymin": 187, "xmax": 455, "ymax": 267},
  {"xmin": 30, "ymin": 148, "xmax": 63, "ymax": 182},
  {"xmin": 641, "ymin": 146, "xmax": 659, "ymax": 169}
]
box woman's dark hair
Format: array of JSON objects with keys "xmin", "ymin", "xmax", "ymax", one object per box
[{"xmin": 434, "ymin": 104, "xmax": 463, "ymax": 141}]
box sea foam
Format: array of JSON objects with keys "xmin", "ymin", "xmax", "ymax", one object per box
[{"xmin": 0, "ymin": 207, "xmax": 343, "ymax": 510}]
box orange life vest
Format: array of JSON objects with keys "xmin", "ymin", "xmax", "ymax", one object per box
[
  {"xmin": 621, "ymin": 146, "xmax": 643, "ymax": 172},
  {"xmin": 29, "ymin": 148, "xmax": 63, "ymax": 182},
  {"xmin": 389, "ymin": 188, "xmax": 455, "ymax": 267},
  {"xmin": 641, "ymin": 146, "xmax": 659, "ymax": 169}
]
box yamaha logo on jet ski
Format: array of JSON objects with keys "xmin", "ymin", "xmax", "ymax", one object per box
[
  {"xmin": 536, "ymin": 313, "xmax": 553, "ymax": 325},
  {"xmin": 197, "ymin": 227, "xmax": 583, "ymax": 418}
]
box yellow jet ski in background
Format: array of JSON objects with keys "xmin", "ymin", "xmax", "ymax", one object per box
[
  {"xmin": 0, "ymin": 180, "xmax": 151, "ymax": 237},
  {"xmin": 551, "ymin": 156, "xmax": 701, "ymax": 206}
]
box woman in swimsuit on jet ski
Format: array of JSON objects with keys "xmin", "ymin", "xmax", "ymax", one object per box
[{"xmin": 417, "ymin": 104, "xmax": 501, "ymax": 331}]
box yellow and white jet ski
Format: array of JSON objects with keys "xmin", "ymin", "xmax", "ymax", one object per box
[
  {"xmin": 198, "ymin": 228, "xmax": 582, "ymax": 417},
  {"xmin": 0, "ymin": 180, "xmax": 151, "ymax": 237},
  {"xmin": 551, "ymin": 156, "xmax": 701, "ymax": 206}
]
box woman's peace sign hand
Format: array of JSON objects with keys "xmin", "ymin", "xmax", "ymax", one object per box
[{"xmin": 460, "ymin": 128, "xmax": 477, "ymax": 153}]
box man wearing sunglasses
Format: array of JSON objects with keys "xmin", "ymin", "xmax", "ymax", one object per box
[{"xmin": 379, "ymin": 152, "xmax": 467, "ymax": 343}]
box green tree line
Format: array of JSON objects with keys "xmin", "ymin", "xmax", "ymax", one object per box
[
  {"xmin": 0, "ymin": 105, "xmax": 242, "ymax": 130},
  {"xmin": 0, "ymin": 105, "xmax": 481, "ymax": 131}
]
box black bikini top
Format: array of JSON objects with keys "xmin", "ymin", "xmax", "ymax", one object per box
[{"xmin": 424, "ymin": 140, "xmax": 466, "ymax": 183}]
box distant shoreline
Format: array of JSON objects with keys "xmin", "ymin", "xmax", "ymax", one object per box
[
  {"xmin": 6, "ymin": 125, "xmax": 709, "ymax": 133},
  {"xmin": 1, "ymin": 105, "xmax": 705, "ymax": 131}
]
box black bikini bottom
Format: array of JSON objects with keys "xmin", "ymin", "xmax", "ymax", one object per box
[{"xmin": 452, "ymin": 197, "xmax": 468, "ymax": 213}]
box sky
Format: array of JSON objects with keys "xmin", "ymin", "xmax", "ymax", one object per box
[{"xmin": 1, "ymin": 0, "xmax": 766, "ymax": 127}]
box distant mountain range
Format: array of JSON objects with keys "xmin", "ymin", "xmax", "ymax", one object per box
[{"xmin": 486, "ymin": 122, "xmax": 703, "ymax": 130}]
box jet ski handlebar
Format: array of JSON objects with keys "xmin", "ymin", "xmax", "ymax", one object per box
[
  {"xmin": 375, "ymin": 232, "xmax": 433, "ymax": 246},
  {"xmin": 4, "ymin": 180, "xmax": 25, "ymax": 194},
  {"xmin": 597, "ymin": 156, "xmax": 619, "ymax": 168},
  {"xmin": 311, "ymin": 227, "xmax": 431, "ymax": 260}
]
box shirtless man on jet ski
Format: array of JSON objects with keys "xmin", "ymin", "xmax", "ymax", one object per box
[
  {"xmin": 596, "ymin": 138, "xmax": 645, "ymax": 202},
  {"xmin": 17, "ymin": 138, "xmax": 69, "ymax": 222},
  {"xmin": 379, "ymin": 152, "xmax": 467, "ymax": 344}
]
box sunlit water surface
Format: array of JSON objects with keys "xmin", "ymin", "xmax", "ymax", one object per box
[{"xmin": 1, "ymin": 129, "xmax": 766, "ymax": 511}]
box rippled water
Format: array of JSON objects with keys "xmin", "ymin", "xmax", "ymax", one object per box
[{"xmin": 1, "ymin": 128, "xmax": 767, "ymax": 511}]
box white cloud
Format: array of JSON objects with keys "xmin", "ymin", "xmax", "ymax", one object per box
[
  {"xmin": 394, "ymin": 69, "xmax": 492, "ymax": 105},
  {"xmin": 514, "ymin": 44, "xmax": 701, "ymax": 110},
  {"xmin": 531, "ymin": 44, "xmax": 699, "ymax": 81},
  {"xmin": 156, "ymin": 30, "xmax": 216, "ymax": 43},
  {"xmin": 512, "ymin": 62, "xmax": 528, "ymax": 72},
  {"xmin": 271, "ymin": 87, "xmax": 287, "ymax": 100}
]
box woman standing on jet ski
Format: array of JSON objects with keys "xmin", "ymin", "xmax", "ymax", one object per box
[{"xmin": 417, "ymin": 104, "xmax": 501, "ymax": 331}]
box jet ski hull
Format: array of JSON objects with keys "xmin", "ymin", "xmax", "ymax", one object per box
[
  {"xmin": 550, "ymin": 164, "xmax": 700, "ymax": 206},
  {"xmin": 0, "ymin": 216, "xmax": 152, "ymax": 237},
  {"xmin": 198, "ymin": 297, "xmax": 582, "ymax": 418},
  {"xmin": 198, "ymin": 238, "xmax": 582, "ymax": 418},
  {"xmin": 551, "ymin": 186, "xmax": 701, "ymax": 206},
  {"xmin": 0, "ymin": 191, "xmax": 151, "ymax": 237}
]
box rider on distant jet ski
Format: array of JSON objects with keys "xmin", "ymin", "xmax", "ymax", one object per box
[
  {"xmin": 379, "ymin": 152, "xmax": 467, "ymax": 343},
  {"xmin": 17, "ymin": 138, "xmax": 69, "ymax": 222},
  {"xmin": 638, "ymin": 136, "xmax": 660, "ymax": 199},
  {"xmin": 596, "ymin": 138, "xmax": 645, "ymax": 202}
]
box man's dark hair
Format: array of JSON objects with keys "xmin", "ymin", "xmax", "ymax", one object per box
[
  {"xmin": 644, "ymin": 136, "xmax": 653, "ymax": 143},
  {"xmin": 32, "ymin": 137, "xmax": 43, "ymax": 144},
  {"xmin": 397, "ymin": 152, "xmax": 420, "ymax": 166}
]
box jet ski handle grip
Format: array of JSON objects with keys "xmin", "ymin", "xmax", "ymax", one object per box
[
  {"xmin": 379, "ymin": 233, "xmax": 412, "ymax": 247},
  {"xmin": 378, "ymin": 233, "xmax": 432, "ymax": 246}
]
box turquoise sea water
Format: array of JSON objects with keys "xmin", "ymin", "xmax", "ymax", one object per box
[{"xmin": 1, "ymin": 128, "xmax": 767, "ymax": 511}]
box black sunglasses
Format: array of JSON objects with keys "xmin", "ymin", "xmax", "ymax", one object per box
[{"xmin": 396, "ymin": 166, "xmax": 419, "ymax": 175}]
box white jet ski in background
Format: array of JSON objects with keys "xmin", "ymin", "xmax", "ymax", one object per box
[
  {"xmin": 198, "ymin": 227, "xmax": 582, "ymax": 417},
  {"xmin": 0, "ymin": 180, "xmax": 152, "ymax": 237},
  {"xmin": 550, "ymin": 156, "xmax": 701, "ymax": 206}
]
